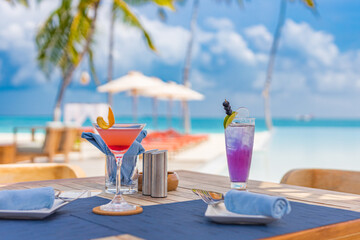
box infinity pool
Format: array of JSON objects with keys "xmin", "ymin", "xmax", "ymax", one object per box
[{"xmin": 216, "ymin": 127, "xmax": 360, "ymax": 183}]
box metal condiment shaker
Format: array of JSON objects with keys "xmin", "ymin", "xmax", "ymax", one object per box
[
  {"xmin": 151, "ymin": 150, "xmax": 168, "ymax": 198},
  {"xmin": 142, "ymin": 149, "xmax": 158, "ymax": 196}
]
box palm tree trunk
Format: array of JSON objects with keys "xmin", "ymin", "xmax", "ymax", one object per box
[
  {"xmin": 263, "ymin": 0, "xmax": 287, "ymax": 130},
  {"xmin": 107, "ymin": 7, "xmax": 115, "ymax": 107},
  {"xmin": 182, "ymin": 0, "xmax": 199, "ymax": 134},
  {"xmin": 53, "ymin": 66, "xmax": 76, "ymax": 121},
  {"xmin": 52, "ymin": 1, "xmax": 100, "ymax": 121}
]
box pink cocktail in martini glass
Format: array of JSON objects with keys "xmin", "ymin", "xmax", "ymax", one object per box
[{"xmin": 94, "ymin": 123, "xmax": 145, "ymax": 212}]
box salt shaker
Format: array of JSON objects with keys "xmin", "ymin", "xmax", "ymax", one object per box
[
  {"xmin": 151, "ymin": 150, "xmax": 168, "ymax": 198},
  {"xmin": 142, "ymin": 149, "xmax": 158, "ymax": 196}
]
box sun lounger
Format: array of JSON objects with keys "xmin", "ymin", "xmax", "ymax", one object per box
[{"xmin": 142, "ymin": 129, "xmax": 209, "ymax": 154}]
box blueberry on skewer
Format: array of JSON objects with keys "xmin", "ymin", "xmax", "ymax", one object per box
[{"xmin": 223, "ymin": 99, "xmax": 232, "ymax": 115}]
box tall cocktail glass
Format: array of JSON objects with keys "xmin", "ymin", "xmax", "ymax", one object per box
[
  {"xmin": 225, "ymin": 115, "xmax": 255, "ymax": 190},
  {"xmin": 93, "ymin": 123, "xmax": 145, "ymax": 212}
]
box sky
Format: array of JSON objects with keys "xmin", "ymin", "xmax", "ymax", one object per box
[{"xmin": 0, "ymin": 0, "xmax": 360, "ymax": 118}]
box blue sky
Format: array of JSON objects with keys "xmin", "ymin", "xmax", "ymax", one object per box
[{"xmin": 1, "ymin": 0, "xmax": 360, "ymax": 118}]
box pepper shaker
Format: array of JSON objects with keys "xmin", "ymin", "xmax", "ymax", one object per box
[{"xmin": 151, "ymin": 150, "xmax": 168, "ymax": 198}]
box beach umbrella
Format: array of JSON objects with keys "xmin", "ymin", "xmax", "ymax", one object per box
[
  {"xmin": 97, "ymin": 71, "xmax": 164, "ymax": 122},
  {"xmin": 139, "ymin": 81, "xmax": 204, "ymax": 131}
]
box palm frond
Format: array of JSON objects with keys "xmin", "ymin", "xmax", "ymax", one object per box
[
  {"xmin": 153, "ymin": 0, "xmax": 175, "ymax": 10},
  {"xmin": 36, "ymin": 0, "xmax": 73, "ymax": 77},
  {"xmin": 113, "ymin": 0, "xmax": 156, "ymax": 51},
  {"xmin": 124, "ymin": 0, "xmax": 175, "ymax": 10},
  {"xmin": 5, "ymin": 0, "xmax": 29, "ymax": 7},
  {"xmin": 36, "ymin": 0, "xmax": 100, "ymax": 78},
  {"xmin": 66, "ymin": 0, "xmax": 100, "ymax": 65},
  {"xmin": 302, "ymin": 0, "xmax": 315, "ymax": 8}
]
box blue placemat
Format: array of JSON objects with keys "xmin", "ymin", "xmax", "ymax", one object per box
[{"xmin": 1, "ymin": 196, "xmax": 360, "ymax": 240}]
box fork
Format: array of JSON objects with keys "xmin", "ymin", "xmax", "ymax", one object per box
[
  {"xmin": 192, "ymin": 189, "xmax": 224, "ymax": 205},
  {"xmin": 54, "ymin": 190, "xmax": 88, "ymax": 203}
]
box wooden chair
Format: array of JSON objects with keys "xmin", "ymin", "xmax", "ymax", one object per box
[
  {"xmin": 15, "ymin": 127, "xmax": 64, "ymax": 162},
  {"xmin": 0, "ymin": 163, "xmax": 86, "ymax": 184},
  {"xmin": 15, "ymin": 127, "xmax": 63, "ymax": 163},
  {"xmin": 57, "ymin": 127, "xmax": 79, "ymax": 163},
  {"xmin": 280, "ymin": 168, "xmax": 360, "ymax": 195}
]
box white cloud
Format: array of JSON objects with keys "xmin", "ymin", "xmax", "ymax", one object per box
[
  {"xmin": 0, "ymin": 1, "xmax": 57, "ymax": 86},
  {"xmin": 253, "ymin": 70, "xmax": 308, "ymax": 93},
  {"xmin": 210, "ymin": 30, "xmax": 257, "ymax": 64},
  {"xmin": 251, "ymin": 20, "xmax": 360, "ymax": 95},
  {"xmin": 282, "ymin": 19, "xmax": 339, "ymax": 66},
  {"xmin": 92, "ymin": 9, "xmax": 191, "ymax": 76},
  {"xmin": 200, "ymin": 52, "xmax": 211, "ymax": 66},
  {"xmin": 205, "ymin": 17, "xmax": 234, "ymax": 30},
  {"xmin": 144, "ymin": 19, "xmax": 190, "ymax": 65},
  {"xmin": 313, "ymin": 71, "xmax": 360, "ymax": 92},
  {"xmin": 201, "ymin": 17, "xmax": 270, "ymax": 65},
  {"xmin": 200, "ymin": 18, "xmax": 258, "ymax": 65},
  {"xmin": 12, "ymin": 65, "xmax": 47, "ymax": 86},
  {"xmin": 244, "ymin": 25, "xmax": 273, "ymax": 51},
  {"xmin": 190, "ymin": 70, "xmax": 215, "ymax": 90}
]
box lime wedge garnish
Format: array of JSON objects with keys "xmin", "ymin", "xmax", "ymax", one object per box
[
  {"xmin": 97, "ymin": 107, "xmax": 115, "ymax": 129},
  {"xmin": 223, "ymin": 112, "xmax": 237, "ymax": 129},
  {"xmin": 223, "ymin": 115, "xmax": 229, "ymax": 128}
]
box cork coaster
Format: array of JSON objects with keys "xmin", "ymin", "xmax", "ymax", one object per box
[{"xmin": 92, "ymin": 206, "xmax": 143, "ymax": 216}]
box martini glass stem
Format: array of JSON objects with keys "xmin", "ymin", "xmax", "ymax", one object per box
[
  {"xmin": 114, "ymin": 154, "xmax": 125, "ymax": 202},
  {"xmin": 99, "ymin": 153, "xmax": 136, "ymax": 211}
]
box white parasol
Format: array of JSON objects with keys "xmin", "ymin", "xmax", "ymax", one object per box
[
  {"xmin": 139, "ymin": 81, "xmax": 204, "ymax": 131},
  {"xmin": 97, "ymin": 71, "xmax": 164, "ymax": 122}
]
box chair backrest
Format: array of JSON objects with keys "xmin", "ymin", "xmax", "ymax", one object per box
[
  {"xmin": 0, "ymin": 163, "xmax": 86, "ymax": 184},
  {"xmin": 58, "ymin": 127, "xmax": 79, "ymax": 154},
  {"xmin": 42, "ymin": 127, "xmax": 64, "ymax": 155},
  {"xmin": 280, "ymin": 168, "xmax": 360, "ymax": 195}
]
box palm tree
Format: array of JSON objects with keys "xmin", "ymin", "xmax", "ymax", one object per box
[
  {"xmin": 182, "ymin": 0, "xmax": 198, "ymax": 134},
  {"xmin": 263, "ymin": 0, "xmax": 315, "ymax": 130},
  {"xmin": 36, "ymin": 0, "xmax": 174, "ymax": 121},
  {"xmin": 107, "ymin": 7, "xmax": 116, "ymax": 107},
  {"xmin": 36, "ymin": 0, "xmax": 102, "ymax": 121}
]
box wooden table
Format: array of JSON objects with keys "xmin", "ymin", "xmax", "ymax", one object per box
[{"xmin": 1, "ymin": 170, "xmax": 360, "ymax": 239}]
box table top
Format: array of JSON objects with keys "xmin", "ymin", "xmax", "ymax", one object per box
[{"xmin": 1, "ymin": 170, "xmax": 360, "ymax": 239}]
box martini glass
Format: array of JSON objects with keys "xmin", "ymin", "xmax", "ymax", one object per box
[{"xmin": 93, "ymin": 123, "xmax": 145, "ymax": 212}]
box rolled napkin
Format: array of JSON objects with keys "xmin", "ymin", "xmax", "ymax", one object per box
[
  {"xmin": 81, "ymin": 130, "xmax": 147, "ymax": 185},
  {"xmin": 0, "ymin": 187, "xmax": 55, "ymax": 210},
  {"xmin": 224, "ymin": 190, "xmax": 291, "ymax": 219}
]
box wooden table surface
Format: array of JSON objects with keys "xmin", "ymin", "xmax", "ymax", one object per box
[{"xmin": 1, "ymin": 170, "xmax": 360, "ymax": 240}]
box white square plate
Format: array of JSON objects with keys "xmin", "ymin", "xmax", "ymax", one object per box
[
  {"xmin": 205, "ymin": 203, "xmax": 278, "ymax": 224},
  {"xmin": 0, "ymin": 199, "xmax": 68, "ymax": 220}
]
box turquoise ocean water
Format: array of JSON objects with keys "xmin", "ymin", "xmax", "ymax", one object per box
[{"xmin": 1, "ymin": 115, "xmax": 360, "ymax": 133}]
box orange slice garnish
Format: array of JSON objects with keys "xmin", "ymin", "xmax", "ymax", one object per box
[{"xmin": 96, "ymin": 107, "xmax": 115, "ymax": 129}]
